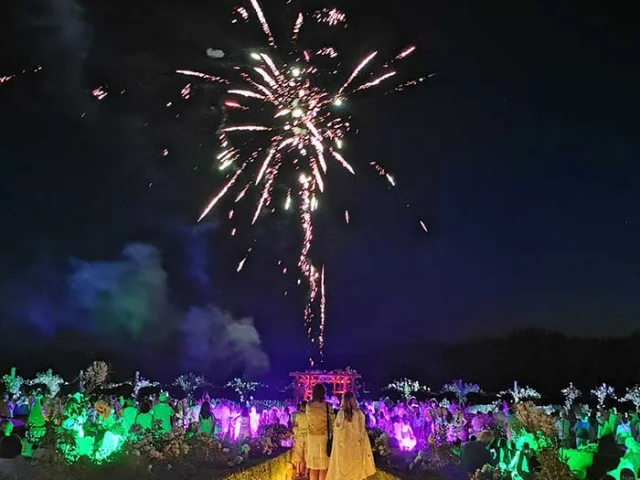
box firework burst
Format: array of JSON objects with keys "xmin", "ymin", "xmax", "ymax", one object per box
[{"xmin": 179, "ymin": 1, "xmax": 428, "ymax": 365}]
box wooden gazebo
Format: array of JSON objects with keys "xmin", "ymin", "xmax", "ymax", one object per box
[{"xmin": 290, "ymin": 369, "xmax": 361, "ymax": 403}]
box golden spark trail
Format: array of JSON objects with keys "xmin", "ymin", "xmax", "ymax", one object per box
[
  {"xmin": 292, "ymin": 13, "xmax": 304, "ymax": 42},
  {"xmin": 255, "ymin": 146, "xmax": 277, "ymax": 184},
  {"xmin": 176, "ymin": 70, "xmax": 229, "ymax": 83},
  {"xmin": 355, "ymin": 71, "xmax": 397, "ymax": 91},
  {"xmin": 249, "ymin": 0, "xmax": 276, "ymax": 46},
  {"xmin": 338, "ymin": 51, "xmax": 377, "ymax": 95},
  {"xmin": 221, "ymin": 125, "xmax": 271, "ymax": 132},
  {"xmin": 199, "ymin": 166, "xmax": 244, "ymax": 221},
  {"xmin": 396, "ymin": 45, "xmax": 417, "ymax": 59}
]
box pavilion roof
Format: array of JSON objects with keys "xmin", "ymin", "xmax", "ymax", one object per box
[{"xmin": 290, "ymin": 370, "xmax": 361, "ymax": 379}]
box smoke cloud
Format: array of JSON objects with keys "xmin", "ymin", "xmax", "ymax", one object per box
[
  {"xmin": 3, "ymin": 2, "xmax": 270, "ymax": 380},
  {"xmin": 7, "ymin": 242, "xmax": 269, "ymax": 379},
  {"xmin": 181, "ymin": 306, "xmax": 270, "ymax": 378},
  {"xmin": 18, "ymin": 0, "xmax": 93, "ymax": 105},
  {"xmin": 69, "ymin": 244, "xmax": 167, "ymax": 337}
]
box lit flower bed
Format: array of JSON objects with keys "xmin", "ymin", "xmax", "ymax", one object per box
[{"xmin": 28, "ymin": 425, "xmax": 291, "ymax": 480}]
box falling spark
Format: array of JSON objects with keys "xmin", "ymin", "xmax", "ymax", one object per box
[
  {"xmin": 235, "ymin": 183, "xmax": 251, "ymax": 202},
  {"xmin": 338, "ymin": 51, "xmax": 377, "ymax": 95},
  {"xmin": 371, "ymin": 161, "xmax": 396, "ymax": 186},
  {"xmin": 180, "ymin": 0, "xmax": 426, "ymax": 364},
  {"xmin": 393, "ymin": 73, "xmax": 436, "ymax": 93},
  {"xmin": 181, "ymin": 84, "xmax": 192, "ymax": 99},
  {"xmin": 314, "ymin": 8, "xmax": 347, "ymax": 26},
  {"xmin": 176, "ymin": 70, "xmax": 229, "ymax": 83},
  {"xmin": 92, "ymin": 86, "xmax": 108, "ymax": 100},
  {"xmin": 252, "ymin": 165, "xmax": 278, "ymax": 224},
  {"xmin": 237, "ymin": 257, "xmax": 247, "ymax": 271},
  {"xmin": 221, "ymin": 125, "xmax": 271, "ymax": 132},
  {"xmin": 355, "ymin": 71, "xmax": 397, "ymax": 92},
  {"xmin": 234, "ymin": 6, "xmax": 250, "ymax": 21},
  {"xmin": 331, "ymin": 151, "xmax": 355, "ymax": 174},
  {"xmin": 316, "ymin": 47, "xmax": 338, "ymax": 58},
  {"xmin": 396, "ymin": 45, "xmax": 417, "ymax": 59},
  {"xmin": 254, "ymin": 67, "xmax": 278, "ymax": 89},
  {"xmin": 1, "ymin": 66, "xmax": 42, "ymax": 86},
  {"xmin": 198, "ymin": 166, "xmax": 246, "ymax": 221},
  {"xmin": 372, "ymin": 161, "xmax": 428, "ymax": 237},
  {"xmin": 249, "ymin": 0, "xmax": 276, "ymax": 46},
  {"xmin": 292, "ymin": 13, "xmax": 304, "ymax": 42},
  {"xmin": 224, "ymin": 100, "xmax": 248, "ymax": 110},
  {"xmin": 256, "ymin": 147, "xmax": 276, "ymax": 184},
  {"xmin": 260, "ymin": 53, "xmax": 282, "ymax": 78}
]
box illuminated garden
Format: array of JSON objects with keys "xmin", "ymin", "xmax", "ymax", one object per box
[
  {"xmin": 1, "ymin": 0, "xmax": 638, "ymax": 478},
  {"xmin": 2, "ymin": 363, "xmax": 640, "ymax": 480}
]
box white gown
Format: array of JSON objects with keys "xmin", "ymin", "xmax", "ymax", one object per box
[{"xmin": 326, "ymin": 409, "xmax": 376, "ymax": 480}]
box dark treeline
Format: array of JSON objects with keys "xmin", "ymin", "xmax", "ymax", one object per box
[
  {"xmin": 332, "ymin": 328, "xmax": 640, "ymax": 396},
  {"xmin": 3, "ymin": 326, "xmax": 640, "ymax": 397}
]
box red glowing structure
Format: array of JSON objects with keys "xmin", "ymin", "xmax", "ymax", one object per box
[{"xmin": 290, "ymin": 369, "xmax": 361, "ymax": 403}]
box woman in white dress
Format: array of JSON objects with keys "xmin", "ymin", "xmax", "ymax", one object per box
[
  {"xmin": 306, "ymin": 384, "xmax": 331, "ymax": 480},
  {"xmin": 326, "ymin": 392, "xmax": 376, "ymax": 480},
  {"xmin": 292, "ymin": 401, "xmax": 309, "ymax": 477},
  {"xmin": 235, "ymin": 406, "xmax": 252, "ymax": 442}
]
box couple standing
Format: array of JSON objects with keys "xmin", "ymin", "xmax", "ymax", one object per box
[{"xmin": 305, "ymin": 384, "xmax": 376, "ymax": 480}]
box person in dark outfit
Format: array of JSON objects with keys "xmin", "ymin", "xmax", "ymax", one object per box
[
  {"xmin": 0, "ymin": 420, "xmax": 22, "ymax": 459},
  {"xmin": 461, "ymin": 430, "xmax": 497, "ymax": 474}
]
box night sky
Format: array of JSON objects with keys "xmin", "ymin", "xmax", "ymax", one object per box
[{"xmin": 0, "ymin": 0, "xmax": 638, "ymax": 373}]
